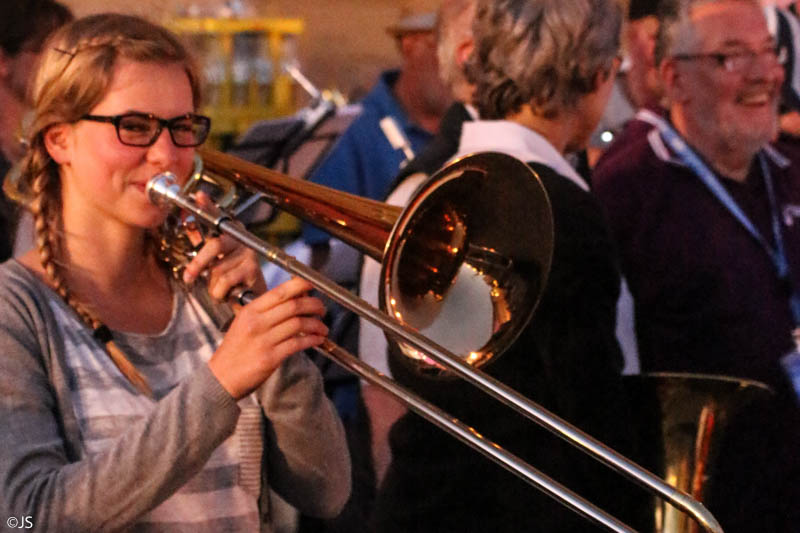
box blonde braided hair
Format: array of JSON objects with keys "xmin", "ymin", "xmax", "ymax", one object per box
[
  {"xmin": 26, "ymin": 148, "xmax": 152, "ymax": 395},
  {"xmin": 13, "ymin": 13, "xmax": 203, "ymax": 396}
]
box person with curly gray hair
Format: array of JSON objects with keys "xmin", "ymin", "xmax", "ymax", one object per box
[
  {"xmin": 370, "ymin": 1, "xmax": 650, "ymax": 531},
  {"xmin": 467, "ymin": 0, "xmax": 621, "ymax": 126}
]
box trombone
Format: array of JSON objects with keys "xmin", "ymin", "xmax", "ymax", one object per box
[{"xmin": 147, "ymin": 148, "xmax": 724, "ymax": 533}]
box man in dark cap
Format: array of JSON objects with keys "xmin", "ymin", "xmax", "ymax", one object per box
[
  {"xmin": 0, "ymin": 0, "xmax": 72, "ymax": 171},
  {"xmin": 0, "ymin": 0, "xmax": 72, "ymax": 260}
]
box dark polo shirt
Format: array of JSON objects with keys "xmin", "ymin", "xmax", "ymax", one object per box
[
  {"xmin": 593, "ymin": 130, "xmax": 800, "ymax": 532},
  {"xmin": 594, "ymin": 131, "xmax": 800, "ymax": 390}
]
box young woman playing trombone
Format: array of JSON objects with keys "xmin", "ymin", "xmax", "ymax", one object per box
[{"xmin": 0, "ymin": 13, "xmax": 350, "ymax": 531}]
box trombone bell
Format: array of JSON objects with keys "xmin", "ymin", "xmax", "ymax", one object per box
[{"xmin": 381, "ymin": 152, "xmax": 553, "ymax": 376}]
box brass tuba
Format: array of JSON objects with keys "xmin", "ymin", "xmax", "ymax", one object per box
[{"xmin": 624, "ymin": 373, "xmax": 773, "ymax": 533}]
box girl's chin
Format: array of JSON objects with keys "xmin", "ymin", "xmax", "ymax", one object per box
[{"xmin": 133, "ymin": 207, "xmax": 170, "ymax": 230}]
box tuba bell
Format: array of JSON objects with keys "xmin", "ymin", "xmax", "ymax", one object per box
[{"xmin": 624, "ymin": 373, "xmax": 774, "ymax": 532}]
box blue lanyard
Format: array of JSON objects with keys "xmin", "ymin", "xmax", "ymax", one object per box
[{"xmin": 637, "ymin": 110, "xmax": 800, "ymax": 326}]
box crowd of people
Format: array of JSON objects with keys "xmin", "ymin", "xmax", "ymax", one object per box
[{"xmin": 1, "ymin": 0, "xmax": 799, "ymax": 532}]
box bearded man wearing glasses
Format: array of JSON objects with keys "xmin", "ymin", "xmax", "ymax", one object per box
[{"xmin": 593, "ymin": 1, "xmax": 800, "ymax": 531}]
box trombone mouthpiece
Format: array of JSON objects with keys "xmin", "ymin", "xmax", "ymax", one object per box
[{"xmin": 147, "ymin": 172, "xmax": 180, "ymax": 207}]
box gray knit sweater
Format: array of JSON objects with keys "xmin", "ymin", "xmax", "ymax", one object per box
[{"xmin": 0, "ymin": 260, "xmax": 351, "ymax": 532}]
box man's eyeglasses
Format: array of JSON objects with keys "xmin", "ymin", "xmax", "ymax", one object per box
[
  {"xmin": 79, "ymin": 112, "xmax": 211, "ymax": 147},
  {"xmin": 672, "ymin": 46, "xmax": 787, "ymax": 74}
]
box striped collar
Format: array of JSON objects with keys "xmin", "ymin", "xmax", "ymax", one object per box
[{"xmin": 638, "ymin": 109, "xmax": 791, "ymax": 171}]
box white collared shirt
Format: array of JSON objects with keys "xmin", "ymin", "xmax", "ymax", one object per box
[{"xmin": 455, "ymin": 120, "xmax": 589, "ymax": 191}]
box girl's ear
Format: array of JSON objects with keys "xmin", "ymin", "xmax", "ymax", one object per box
[
  {"xmin": 456, "ymin": 38, "xmax": 474, "ymax": 68},
  {"xmin": 43, "ymin": 123, "xmax": 73, "ymax": 164}
]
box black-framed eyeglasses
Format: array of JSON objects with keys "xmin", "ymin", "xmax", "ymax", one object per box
[
  {"xmin": 672, "ymin": 46, "xmax": 787, "ymax": 74},
  {"xmin": 79, "ymin": 112, "xmax": 211, "ymax": 147}
]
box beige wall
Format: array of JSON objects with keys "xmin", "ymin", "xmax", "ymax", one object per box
[{"xmin": 60, "ymin": 0, "xmax": 441, "ymax": 100}]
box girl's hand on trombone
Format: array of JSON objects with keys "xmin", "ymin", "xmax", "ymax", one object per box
[
  {"xmin": 208, "ymin": 277, "xmax": 329, "ymax": 400},
  {"xmin": 182, "ymin": 232, "xmax": 268, "ymax": 302},
  {"xmin": 180, "ymin": 190, "xmax": 267, "ymax": 302}
]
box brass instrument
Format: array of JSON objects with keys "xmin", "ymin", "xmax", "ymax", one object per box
[
  {"xmin": 147, "ymin": 149, "xmax": 727, "ymax": 533},
  {"xmin": 624, "ymin": 373, "xmax": 773, "ymax": 533}
]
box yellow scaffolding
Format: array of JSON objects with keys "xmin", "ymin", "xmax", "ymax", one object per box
[{"xmin": 169, "ymin": 17, "xmax": 305, "ymax": 147}]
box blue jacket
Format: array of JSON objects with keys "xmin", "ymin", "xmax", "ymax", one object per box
[{"xmin": 302, "ymin": 70, "xmax": 433, "ymax": 245}]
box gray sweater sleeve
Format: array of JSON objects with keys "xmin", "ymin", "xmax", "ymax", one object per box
[
  {"xmin": 257, "ymin": 352, "xmax": 352, "ymax": 519},
  {"xmin": 0, "ymin": 266, "xmax": 242, "ymax": 532}
]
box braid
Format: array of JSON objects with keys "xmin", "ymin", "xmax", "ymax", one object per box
[
  {"xmin": 11, "ymin": 13, "xmax": 203, "ymax": 398},
  {"xmin": 53, "ymin": 35, "xmax": 143, "ymax": 65},
  {"xmin": 29, "ymin": 160, "xmax": 152, "ymax": 397}
]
